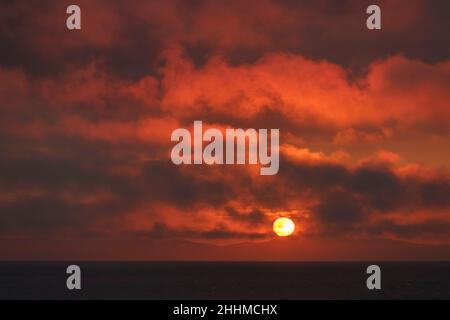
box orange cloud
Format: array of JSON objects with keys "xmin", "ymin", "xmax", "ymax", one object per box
[{"xmin": 1, "ymin": 0, "xmax": 450, "ymax": 260}]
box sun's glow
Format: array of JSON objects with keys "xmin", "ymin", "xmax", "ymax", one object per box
[{"xmin": 273, "ymin": 217, "xmax": 295, "ymax": 237}]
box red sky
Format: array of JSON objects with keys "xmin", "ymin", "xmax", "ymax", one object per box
[{"xmin": 1, "ymin": 0, "xmax": 450, "ymax": 260}]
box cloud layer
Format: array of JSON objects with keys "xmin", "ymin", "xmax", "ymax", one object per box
[{"xmin": 1, "ymin": 0, "xmax": 450, "ymax": 259}]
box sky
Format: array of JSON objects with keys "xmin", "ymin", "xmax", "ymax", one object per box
[{"xmin": 1, "ymin": 0, "xmax": 450, "ymax": 260}]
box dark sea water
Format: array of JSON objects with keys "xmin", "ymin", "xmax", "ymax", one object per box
[{"xmin": 0, "ymin": 262, "xmax": 449, "ymax": 300}]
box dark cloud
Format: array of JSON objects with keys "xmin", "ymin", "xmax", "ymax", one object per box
[
  {"xmin": 2, "ymin": 138, "xmax": 450, "ymax": 241},
  {"xmin": 142, "ymin": 222, "xmax": 269, "ymax": 240},
  {"xmin": 0, "ymin": 195, "xmax": 126, "ymax": 235},
  {"xmin": 421, "ymin": 180, "xmax": 450, "ymax": 208},
  {"xmin": 140, "ymin": 161, "xmax": 236, "ymax": 208},
  {"xmin": 347, "ymin": 166, "xmax": 407, "ymax": 212},
  {"xmin": 369, "ymin": 220, "xmax": 450, "ymax": 239},
  {"xmin": 224, "ymin": 206, "xmax": 269, "ymax": 226},
  {"xmin": 1, "ymin": 0, "xmax": 450, "ymax": 79},
  {"xmin": 278, "ymin": 158, "xmax": 450, "ymax": 236},
  {"xmin": 315, "ymin": 190, "xmax": 365, "ymax": 225}
]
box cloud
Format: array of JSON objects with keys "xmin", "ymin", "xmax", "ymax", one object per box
[
  {"xmin": 224, "ymin": 207, "xmax": 270, "ymax": 226},
  {"xmin": 279, "ymin": 157, "xmax": 450, "ymax": 239},
  {"xmin": 141, "ymin": 222, "xmax": 269, "ymax": 240},
  {"xmin": 2, "ymin": 0, "xmax": 450, "ymax": 79},
  {"xmin": 2, "ymin": 143, "xmax": 450, "ymax": 244},
  {"xmin": 1, "ymin": 0, "xmax": 450, "ymax": 258},
  {"xmin": 2, "ymin": 44, "xmax": 450, "ymax": 147},
  {"xmin": 368, "ymin": 220, "xmax": 450, "ymax": 243}
]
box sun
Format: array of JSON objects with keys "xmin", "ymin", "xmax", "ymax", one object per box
[{"xmin": 273, "ymin": 217, "xmax": 295, "ymax": 237}]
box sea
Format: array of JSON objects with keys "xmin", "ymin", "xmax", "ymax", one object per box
[{"xmin": 0, "ymin": 262, "xmax": 449, "ymax": 300}]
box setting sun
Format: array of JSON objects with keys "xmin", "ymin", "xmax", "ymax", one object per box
[{"xmin": 273, "ymin": 217, "xmax": 295, "ymax": 237}]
